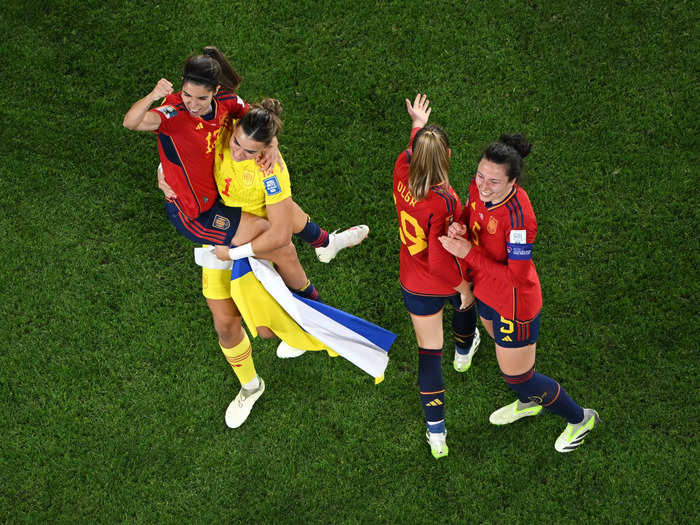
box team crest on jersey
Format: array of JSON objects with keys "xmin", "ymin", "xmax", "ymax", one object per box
[
  {"xmin": 487, "ymin": 216, "xmax": 498, "ymax": 234},
  {"xmin": 213, "ymin": 215, "xmax": 231, "ymax": 230},
  {"xmin": 242, "ymin": 169, "xmax": 255, "ymax": 187},
  {"xmin": 263, "ymin": 176, "xmax": 282, "ymax": 195},
  {"xmin": 156, "ymin": 105, "xmax": 177, "ymax": 119}
]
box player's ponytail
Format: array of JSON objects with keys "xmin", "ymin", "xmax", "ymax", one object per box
[
  {"xmin": 238, "ymin": 98, "xmax": 283, "ymax": 145},
  {"xmin": 202, "ymin": 46, "xmax": 242, "ymax": 92},
  {"xmin": 182, "ymin": 46, "xmax": 242, "ymax": 93},
  {"xmin": 409, "ymin": 125, "xmax": 451, "ymax": 201},
  {"xmin": 482, "ymin": 133, "xmax": 531, "ymax": 182}
]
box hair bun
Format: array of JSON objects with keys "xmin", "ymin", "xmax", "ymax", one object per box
[
  {"xmin": 260, "ymin": 98, "xmax": 283, "ymax": 117},
  {"xmin": 499, "ymin": 133, "xmax": 531, "ymax": 158}
]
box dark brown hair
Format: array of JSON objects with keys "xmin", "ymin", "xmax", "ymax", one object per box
[
  {"xmin": 182, "ymin": 46, "xmax": 242, "ymax": 93},
  {"xmin": 238, "ymin": 98, "xmax": 283, "ymax": 145},
  {"xmin": 482, "ymin": 133, "xmax": 531, "ymax": 182}
]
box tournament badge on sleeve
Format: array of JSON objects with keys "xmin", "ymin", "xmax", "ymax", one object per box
[{"xmin": 235, "ymin": 258, "xmax": 395, "ymax": 383}]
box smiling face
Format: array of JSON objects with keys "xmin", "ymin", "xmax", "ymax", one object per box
[
  {"xmin": 181, "ymin": 81, "xmax": 218, "ymax": 118},
  {"xmin": 475, "ymin": 159, "xmax": 515, "ymax": 204},
  {"xmin": 229, "ymin": 124, "xmax": 266, "ymax": 162}
]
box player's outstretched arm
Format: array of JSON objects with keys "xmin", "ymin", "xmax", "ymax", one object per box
[
  {"xmin": 405, "ymin": 93, "xmax": 432, "ymax": 129},
  {"xmin": 123, "ymin": 78, "xmax": 173, "ymax": 131}
]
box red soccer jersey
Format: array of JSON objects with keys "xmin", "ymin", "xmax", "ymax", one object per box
[
  {"xmin": 460, "ymin": 179, "xmax": 542, "ymax": 320},
  {"xmin": 150, "ymin": 91, "xmax": 248, "ymax": 218},
  {"xmin": 394, "ymin": 127, "xmax": 464, "ymax": 296}
]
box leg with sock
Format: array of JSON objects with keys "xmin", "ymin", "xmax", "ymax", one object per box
[
  {"xmin": 295, "ymin": 215, "xmax": 329, "ymax": 248},
  {"xmin": 419, "ymin": 347, "xmax": 448, "ymax": 459},
  {"xmin": 219, "ymin": 332, "xmax": 265, "ymax": 428},
  {"xmin": 293, "ymin": 279, "xmax": 320, "ymax": 301},
  {"xmin": 502, "ymin": 367, "xmax": 584, "ymax": 423},
  {"xmin": 289, "ymin": 201, "xmax": 370, "ymax": 263},
  {"xmin": 495, "ymin": 365, "xmax": 600, "ymax": 452},
  {"xmin": 452, "ymin": 300, "xmax": 480, "ymax": 372}
]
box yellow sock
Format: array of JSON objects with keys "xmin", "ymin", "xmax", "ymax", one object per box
[{"xmin": 219, "ymin": 333, "xmax": 257, "ymax": 385}]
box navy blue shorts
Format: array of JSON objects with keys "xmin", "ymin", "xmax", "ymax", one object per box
[
  {"xmin": 165, "ymin": 200, "xmax": 241, "ymax": 246},
  {"xmin": 477, "ymin": 299, "xmax": 540, "ymax": 348},
  {"xmin": 401, "ymin": 287, "xmax": 461, "ymax": 316}
]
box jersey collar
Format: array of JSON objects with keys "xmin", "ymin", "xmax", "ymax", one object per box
[
  {"xmin": 201, "ymin": 99, "xmax": 217, "ymax": 121},
  {"xmin": 485, "ymin": 185, "xmax": 517, "ymax": 210}
]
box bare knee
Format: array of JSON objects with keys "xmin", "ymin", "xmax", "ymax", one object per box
[
  {"xmin": 231, "ymin": 214, "xmax": 270, "ymax": 246},
  {"xmin": 206, "ymin": 299, "xmax": 244, "ymax": 347},
  {"xmin": 213, "ymin": 316, "xmax": 244, "ymax": 348}
]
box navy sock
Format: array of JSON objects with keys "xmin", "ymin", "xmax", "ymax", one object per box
[
  {"xmin": 295, "ymin": 217, "xmax": 329, "ymax": 248},
  {"xmin": 453, "ymin": 301, "xmax": 477, "ymax": 355},
  {"xmin": 503, "ymin": 368, "xmax": 584, "ymax": 424},
  {"xmin": 418, "ymin": 347, "xmax": 445, "ymax": 428},
  {"xmin": 294, "ymin": 280, "xmax": 321, "ymax": 302}
]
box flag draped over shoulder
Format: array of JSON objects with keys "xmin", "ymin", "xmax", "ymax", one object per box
[{"xmin": 230, "ymin": 258, "xmax": 395, "ymax": 381}]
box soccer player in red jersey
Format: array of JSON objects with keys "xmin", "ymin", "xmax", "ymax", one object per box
[
  {"xmin": 123, "ymin": 46, "xmax": 367, "ymax": 258},
  {"xmin": 394, "ymin": 94, "xmax": 479, "ymax": 459},
  {"xmin": 439, "ymin": 134, "xmax": 600, "ymax": 453}
]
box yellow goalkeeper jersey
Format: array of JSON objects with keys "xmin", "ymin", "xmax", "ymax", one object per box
[{"xmin": 214, "ymin": 120, "xmax": 291, "ymax": 218}]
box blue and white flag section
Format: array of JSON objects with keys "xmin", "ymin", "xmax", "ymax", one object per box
[{"xmin": 244, "ymin": 257, "xmax": 395, "ymax": 380}]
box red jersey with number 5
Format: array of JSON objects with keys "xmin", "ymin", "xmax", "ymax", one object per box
[
  {"xmin": 460, "ymin": 178, "xmax": 541, "ymax": 320},
  {"xmin": 393, "ymin": 127, "xmax": 464, "ymax": 296},
  {"xmin": 150, "ymin": 91, "xmax": 248, "ymax": 218}
]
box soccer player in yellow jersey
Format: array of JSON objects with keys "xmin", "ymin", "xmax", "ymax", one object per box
[{"xmin": 203, "ymin": 99, "xmax": 367, "ymax": 427}]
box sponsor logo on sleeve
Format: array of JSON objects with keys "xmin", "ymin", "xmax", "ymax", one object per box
[
  {"xmin": 509, "ymin": 229, "xmax": 526, "ymax": 244},
  {"xmin": 156, "ymin": 105, "xmax": 178, "ymax": 119},
  {"xmin": 263, "ymin": 176, "xmax": 282, "ymax": 196}
]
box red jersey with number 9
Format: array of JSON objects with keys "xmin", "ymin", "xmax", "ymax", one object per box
[
  {"xmin": 150, "ymin": 91, "xmax": 248, "ymax": 218},
  {"xmin": 393, "ymin": 127, "xmax": 464, "ymax": 296},
  {"xmin": 460, "ymin": 178, "xmax": 542, "ymax": 320}
]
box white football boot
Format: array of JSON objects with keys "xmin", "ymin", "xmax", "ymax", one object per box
[
  {"xmin": 225, "ymin": 378, "xmax": 265, "ymax": 428},
  {"xmin": 554, "ymin": 408, "xmax": 600, "ymax": 453},
  {"xmin": 426, "ymin": 429, "xmax": 449, "ymax": 459},
  {"xmin": 315, "ymin": 225, "xmax": 369, "ymax": 263},
  {"xmin": 276, "ymin": 341, "xmax": 306, "ymax": 359},
  {"xmin": 489, "ymin": 399, "xmax": 543, "ymax": 425},
  {"xmin": 453, "ymin": 328, "xmax": 481, "ymax": 372}
]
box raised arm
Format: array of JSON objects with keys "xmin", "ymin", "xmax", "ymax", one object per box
[
  {"xmin": 405, "ymin": 93, "xmax": 431, "ymax": 148},
  {"xmin": 123, "ymin": 78, "xmax": 174, "ymax": 131},
  {"xmin": 405, "ymin": 93, "xmax": 432, "ymax": 129}
]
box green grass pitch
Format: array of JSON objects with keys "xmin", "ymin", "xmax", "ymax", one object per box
[{"xmin": 1, "ymin": 0, "xmax": 697, "ymax": 522}]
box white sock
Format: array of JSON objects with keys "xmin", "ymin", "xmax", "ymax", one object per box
[{"xmin": 243, "ymin": 375, "xmax": 260, "ymax": 390}]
